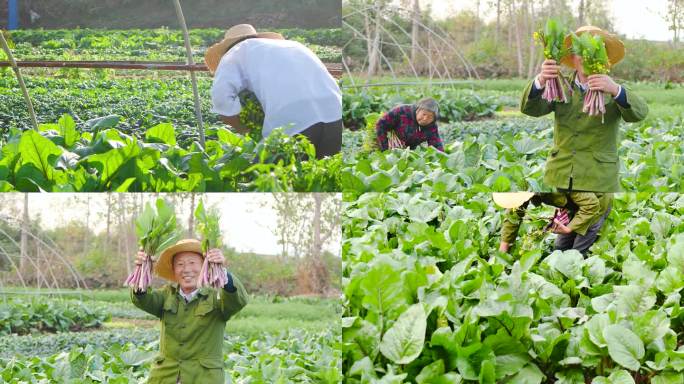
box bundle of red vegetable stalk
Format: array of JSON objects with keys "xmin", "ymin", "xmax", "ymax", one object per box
[
  {"xmin": 387, "ymin": 130, "xmax": 405, "ymax": 149},
  {"xmin": 126, "ymin": 199, "xmax": 180, "ymax": 293},
  {"xmin": 571, "ymin": 32, "xmax": 611, "ymax": 122},
  {"xmin": 125, "ymin": 254, "xmax": 153, "ymax": 293},
  {"xmin": 545, "ymin": 208, "xmax": 570, "ymax": 232},
  {"xmin": 195, "ymin": 200, "xmax": 226, "ymax": 291},
  {"xmin": 534, "ymin": 19, "xmax": 571, "ymax": 103}
]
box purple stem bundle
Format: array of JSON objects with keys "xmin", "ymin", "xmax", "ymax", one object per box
[
  {"xmin": 387, "ymin": 130, "xmax": 405, "ymax": 149},
  {"xmin": 583, "ymin": 89, "xmax": 606, "ymax": 123},
  {"xmin": 542, "ymin": 77, "xmax": 567, "ymax": 103},
  {"xmin": 125, "ymin": 254, "xmax": 153, "ymax": 293},
  {"xmin": 197, "ymin": 256, "xmax": 228, "ymax": 289}
]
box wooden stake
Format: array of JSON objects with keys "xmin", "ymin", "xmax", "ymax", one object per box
[
  {"xmin": 172, "ymin": 0, "xmax": 206, "ymax": 147},
  {"xmin": 0, "ymin": 30, "xmax": 38, "ymax": 131}
]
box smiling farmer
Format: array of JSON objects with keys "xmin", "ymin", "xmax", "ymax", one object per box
[
  {"xmin": 495, "ymin": 192, "xmax": 612, "ymax": 255},
  {"xmin": 375, "ymin": 97, "xmax": 444, "ymax": 151},
  {"xmin": 130, "ymin": 239, "xmax": 247, "ymax": 384},
  {"xmin": 521, "ymin": 26, "xmax": 648, "ymax": 192},
  {"xmin": 206, "ymin": 24, "xmax": 342, "ymax": 159}
]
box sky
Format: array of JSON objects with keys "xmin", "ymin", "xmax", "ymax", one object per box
[
  {"xmin": 0, "ymin": 194, "xmax": 341, "ymax": 257},
  {"xmin": 418, "ymin": 0, "xmax": 672, "ymax": 41}
]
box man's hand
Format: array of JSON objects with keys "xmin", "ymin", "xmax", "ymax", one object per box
[
  {"xmin": 537, "ymin": 59, "xmax": 561, "ymax": 85},
  {"xmin": 206, "ymin": 248, "xmax": 226, "ymax": 267},
  {"xmin": 219, "ymin": 115, "xmax": 250, "ymax": 135},
  {"xmin": 135, "ymin": 248, "xmax": 147, "ymax": 265},
  {"xmin": 587, "ymin": 74, "xmax": 620, "ymax": 97},
  {"xmin": 551, "ymin": 220, "xmax": 573, "ymax": 235},
  {"xmin": 499, "ymin": 242, "xmax": 511, "ymax": 253}
]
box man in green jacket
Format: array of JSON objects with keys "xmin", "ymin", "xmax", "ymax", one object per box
[
  {"xmin": 496, "ymin": 192, "xmax": 612, "ymax": 254},
  {"xmin": 130, "ymin": 239, "xmax": 248, "ymax": 384},
  {"xmin": 521, "ymin": 26, "xmax": 648, "ymax": 192}
]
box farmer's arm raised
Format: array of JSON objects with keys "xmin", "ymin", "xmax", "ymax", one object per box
[
  {"xmin": 520, "ymin": 59, "xmax": 557, "ymax": 117},
  {"xmin": 204, "ymin": 249, "xmax": 248, "ymax": 320},
  {"xmin": 211, "ymin": 54, "xmax": 250, "ymax": 135},
  {"xmin": 586, "ymin": 75, "xmax": 648, "ymax": 122},
  {"xmin": 129, "ymin": 250, "xmax": 165, "ymax": 318},
  {"xmin": 219, "ymin": 271, "xmax": 248, "ymax": 321}
]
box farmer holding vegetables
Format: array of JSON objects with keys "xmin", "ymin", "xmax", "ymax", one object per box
[
  {"xmin": 375, "ymin": 97, "xmax": 444, "ymax": 151},
  {"xmin": 522, "ymin": 24, "xmax": 649, "ymax": 192},
  {"xmin": 495, "ymin": 192, "xmax": 612, "ymax": 255},
  {"xmin": 206, "ymin": 24, "xmax": 343, "ymax": 159},
  {"xmin": 130, "ymin": 239, "xmax": 247, "ymax": 384}
]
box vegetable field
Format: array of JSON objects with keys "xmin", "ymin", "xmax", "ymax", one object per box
[
  {"xmin": 341, "ymin": 79, "xmax": 684, "ymax": 193},
  {"xmin": 0, "ymin": 28, "xmax": 344, "ymax": 192},
  {"xmin": 0, "ymin": 292, "xmax": 342, "ymax": 383},
  {"xmin": 342, "ymin": 192, "xmax": 684, "ymax": 383}
]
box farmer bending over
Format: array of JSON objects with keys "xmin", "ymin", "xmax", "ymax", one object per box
[
  {"xmin": 496, "ymin": 192, "xmax": 612, "ymax": 255},
  {"xmin": 130, "ymin": 239, "xmax": 247, "ymax": 384},
  {"xmin": 376, "ymin": 97, "xmax": 444, "ymax": 151},
  {"xmin": 521, "ymin": 26, "xmax": 648, "ymax": 192},
  {"xmin": 207, "ymin": 24, "xmax": 342, "ymax": 159}
]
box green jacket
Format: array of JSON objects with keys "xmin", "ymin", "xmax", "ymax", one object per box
[
  {"xmin": 520, "ymin": 73, "xmax": 648, "ymax": 192},
  {"xmin": 501, "ymin": 192, "xmax": 612, "ymax": 244},
  {"xmin": 131, "ymin": 273, "xmax": 248, "ymax": 384}
]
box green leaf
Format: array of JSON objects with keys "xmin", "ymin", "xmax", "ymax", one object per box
[
  {"xmin": 145, "ymin": 123, "xmax": 177, "ymax": 146},
  {"xmin": 415, "ymin": 359, "xmax": 445, "ymax": 384},
  {"xmin": 58, "ymin": 114, "xmax": 79, "ymax": 148},
  {"xmin": 86, "ymin": 115, "xmax": 120, "ymax": 132},
  {"xmin": 479, "ymin": 359, "xmax": 496, "ymax": 384},
  {"xmin": 119, "ymin": 348, "xmax": 155, "ymax": 366},
  {"xmin": 18, "ymin": 130, "xmax": 62, "ymax": 183},
  {"xmin": 507, "ymin": 363, "xmax": 545, "ymax": 384},
  {"xmin": 379, "ymin": 303, "xmax": 427, "ymax": 364},
  {"xmin": 85, "ymin": 143, "xmax": 141, "ymax": 188},
  {"xmin": 603, "ymin": 324, "xmax": 645, "ymax": 371}
]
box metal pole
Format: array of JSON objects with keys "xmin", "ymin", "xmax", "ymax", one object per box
[
  {"xmin": 8, "ymin": 0, "xmax": 19, "ymax": 30},
  {"xmin": 172, "ymin": 0, "xmax": 205, "ymax": 147},
  {"xmin": 0, "ymin": 30, "xmax": 38, "ymax": 130}
]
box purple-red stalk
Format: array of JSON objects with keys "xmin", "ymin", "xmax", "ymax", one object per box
[{"xmin": 125, "ymin": 254, "xmax": 153, "ymax": 293}]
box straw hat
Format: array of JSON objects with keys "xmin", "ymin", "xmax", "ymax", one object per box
[
  {"xmin": 561, "ymin": 26, "xmax": 625, "ymax": 68},
  {"xmin": 155, "ymin": 239, "xmax": 203, "ymax": 282},
  {"xmin": 204, "ymin": 24, "xmax": 285, "ymax": 74},
  {"xmin": 492, "ymin": 192, "xmax": 535, "ymax": 209}
]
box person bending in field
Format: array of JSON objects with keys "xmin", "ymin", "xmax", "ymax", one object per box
[
  {"xmin": 521, "ymin": 26, "xmax": 648, "ymax": 192},
  {"xmin": 206, "ymin": 24, "xmax": 342, "ymax": 159},
  {"xmin": 496, "ymin": 192, "xmax": 612, "ymax": 255},
  {"xmin": 130, "ymin": 239, "xmax": 247, "ymax": 384},
  {"xmin": 376, "ymin": 97, "xmax": 444, "ymax": 151}
]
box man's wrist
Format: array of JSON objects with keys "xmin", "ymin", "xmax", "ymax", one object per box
[{"xmin": 612, "ymin": 84, "xmax": 622, "ymax": 98}]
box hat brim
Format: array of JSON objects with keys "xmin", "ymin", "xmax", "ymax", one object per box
[
  {"xmin": 493, "ymin": 192, "xmax": 535, "ymax": 209},
  {"xmin": 204, "ymin": 32, "xmax": 285, "ymax": 75},
  {"xmin": 155, "ymin": 240, "xmax": 203, "ymax": 282},
  {"xmin": 561, "ymin": 29, "xmax": 625, "ymax": 68}
]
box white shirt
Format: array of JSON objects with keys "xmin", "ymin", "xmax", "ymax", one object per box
[
  {"xmin": 178, "ymin": 288, "xmax": 199, "ymax": 303},
  {"xmin": 211, "ymin": 38, "xmax": 342, "ymax": 137}
]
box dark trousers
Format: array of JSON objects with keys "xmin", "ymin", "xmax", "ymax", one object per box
[
  {"xmin": 299, "ymin": 119, "xmax": 342, "ymax": 159},
  {"xmin": 554, "ymin": 205, "xmax": 611, "ymax": 254}
]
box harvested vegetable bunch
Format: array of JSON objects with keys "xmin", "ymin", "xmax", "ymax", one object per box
[
  {"xmin": 126, "ymin": 199, "xmax": 180, "ymax": 293},
  {"xmin": 387, "ymin": 130, "xmax": 405, "ymax": 149},
  {"xmin": 194, "ymin": 200, "xmax": 227, "ymax": 289},
  {"xmin": 534, "ymin": 19, "xmax": 571, "ymax": 103},
  {"xmin": 571, "ymin": 32, "xmax": 611, "ymax": 120},
  {"xmin": 239, "ymin": 90, "xmax": 265, "ymax": 142},
  {"xmin": 545, "ymin": 208, "xmax": 570, "ymax": 232}
]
